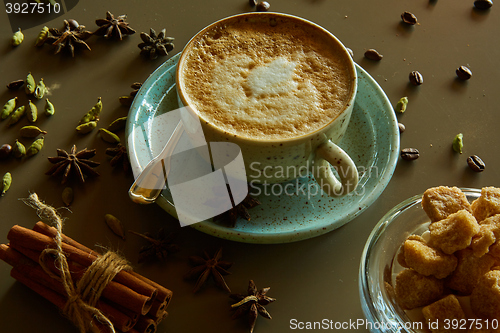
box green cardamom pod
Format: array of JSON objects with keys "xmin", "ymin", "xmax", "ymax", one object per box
[
  {"xmin": 1, "ymin": 172, "xmax": 12, "ymax": 196},
  {"xmin": 27, "ymin": 100, "xmax": 38, "ymax": 123},
  {"xmin": 76, "ymin": 121, "xmax": 98, "ymax": 134},
  {"xmin": 119, "ymin": 96, "xmax": 133, "ymax": 106},
  {"xmin": 7, "ymin": 105, "xmax": 26, "ymax": 127},
  {"xmin": 44, "ymin": 98, "xmax": 55, "ymax": 116},
  {"xmin": 395, "ymin": 96, "xmax": 409, "ymax": 113},
  {"xmin": 13, "ymin": 140, "xmax": 26, "ymax": 158},
  {"xmin": 107, "ymin": 116, "xmax": 128, "ymax": 132},
  {"xmin": 99, "ymin": 128, "xmax": 121, "ymax": 144},
  {"xmin": 26, "ymin": 137, "xmax": 44, "ymax": 157},
  {"xmin": 35, "ymin": 26, "xmax": 49, "ymax": 47},
  {"xmin": 20, "ymin": 125, "xmax": 47, "ymax": 138},
  {"xmin": 79, "ymin": 97, "xmax": 102, "ymax": 124},
  {"xmin": 452, "ymin": 133, "xmax": 464, "ymax": 154},
  {"xmin": 104, "ymin": 214, "xmax": 125, "ymax": 239},
  {"xmin": 34, "ymin": 78, "xmax": 46, "ymax": 100},
  {"xmin": 11, "ymin": 28, "xmax": 24, "ymax": 46},
  {"xmin": 25, "ymin": 72, "xmax": 36, "ymax": 95},
  {"xmin": 62, "ymin": 187, "xmax": 74, "ymax": 206},
  {"xmin": 1, "ymin": 97, "xmax": 17, "ymax": 120}
]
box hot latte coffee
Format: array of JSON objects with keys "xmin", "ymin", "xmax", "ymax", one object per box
[{"xmin": 178, "ymin": 13, "xmax": 356, "ymax": 141}]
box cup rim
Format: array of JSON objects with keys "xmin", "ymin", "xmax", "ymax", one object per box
[{"xmin": 175, "ymin": 11, "xmax": 358, "ymax": 144}]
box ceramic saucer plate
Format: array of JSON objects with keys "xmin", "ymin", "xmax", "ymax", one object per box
[{"xmin": 126, "ymin": 52, "xmax": 400, "ymax": 244}]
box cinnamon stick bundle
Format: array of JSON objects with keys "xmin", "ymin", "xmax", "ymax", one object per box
[{"xmin": 0, "ymin": 222, "xmax": 173, "ymax": 333}]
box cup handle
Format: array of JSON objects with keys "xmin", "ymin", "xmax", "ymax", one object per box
[{"xmin": 312, "ymin": 140, "xmax": 359, "ymax": 196}]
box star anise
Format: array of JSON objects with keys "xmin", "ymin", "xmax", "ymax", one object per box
[
  {"xmin": 138, "ymin": 28, "xmax": 175, "ymax": 60},
  {"xmin": 106, "ymin": 144, "xmax": 129, "ymax": 172},
  {"xmin": 129, "ymin": 229, "xmax": 180, "ymax": 263},
  {"xmin": 45, "ymin": 19, "xmax": 92, "ymax": 57},
  {"xmin": 184, "ymin": 248, "xmax": 233, "ymax": 293},
  {"xmin": 230, "ymin": 280, "xmax": 276, "ymax": 333},
  {"xmin": 94, "ymin": 11, "xmax": 136, "ymax": 40},
  {"xmin": 46, "ymin": 145, "xmax": 100, "ymax": 184},
  {"xmin": 212, "ymin": 187, "xmax": 261, "ymax": 227}
]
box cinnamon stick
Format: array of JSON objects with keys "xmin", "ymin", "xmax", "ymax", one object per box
[{"xmin": 133, "ymin": 316, "xmax": 156, "ymax": 333}]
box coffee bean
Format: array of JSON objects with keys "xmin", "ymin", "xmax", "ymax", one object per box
[
  {"xmin": 409, "ymin": 71, "xmax": 424, "ymax": 86},
  {"xmin": 456, "ymin": 66, "xmax": 472, "ymax": 80},
  {"xmin": 0, "ymin": 144, "xmax": 12, "ymax": 159},
  {"xmin": 467, "ymin": 155, "xmax": 485, "ymax": 172},
  {"xmin": 364, "ymin": 49, "xmax": 383, "ymax": 61},
  {"xmin": 256, "ymin": 1, "xmax": 270, "ymax": 11},
  {"xmin": 401, "ymin": 148, "xmax": 419, "ymax": 161},
  {"xmin": 249, "ymin": 0, "xmax": 257, "ymax": 6},
  {"xmin": 401, "ymin": 11, "xmax": 418, "ymax": 25},
  {"xmin": 474, "ymin": 0, "xmax": 493, "ymax": 10},
  {"xmin": 398, "ymin": 122, "xmax": 406, "ymax": 133}
]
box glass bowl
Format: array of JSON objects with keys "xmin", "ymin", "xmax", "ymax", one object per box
[{"xmin": 358, "ymin": 188, "xmax": 481, "ymax": 333}]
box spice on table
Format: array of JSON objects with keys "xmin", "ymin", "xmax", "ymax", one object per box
[
  {"xmin": 106, "ymin": 143, "xmax": 130, "ymax": 171},
  {"xmin": 401, "ymin": 11, "xmax": 418, "ymax": 25},
  {"xmin": 230, "ymin": 280, "xmax": 276, "ymax": 333},
  {"xmin": 474, "ymin": 0, "xmax": 493, "ymax": 10},
  {"xmin": 20, "ymin": 125, "xmax": 47, "ymax": 138},
  {"xmin": 25, "ymin": 72, "xmax": 36, "ymax": 95},
  {"xmin": 119, "ymin": 96, "xmax": 133, "ymax": 106},
  {"xmin": 99, "ymin": 128, "xmax": 121, "ymax": 144},
  {"xmin": 130, "ymin": 82, "xmax": 142, "ymax": 96},
  {"xmin": 456, "ymin": 66, "xmax": 472, "ymax": 80},
  {"xmin": 79, "ymin": 97, "xmax": 102, "ymax": 124},
  {"xmin": 75, "ymin": 121, "xmax": 98, "ymax": 134},
  {"xmin": 62, "ymin": 187, "xmax": 73, "ymax": 206},
  {"xmin": 35, "ymin": 26, "xmax": 49, "ymax": 46},
  {"xmin": 256, "ymin": 1, "xmax": 271, "ymax": 11},
  {"xmin": 129, "ymin": 229, "xmax": 180, "ymax": 263},
  {"xmin": 364, "ymin": 49, "xmax": 383, "ymax": 61},
  {"xmin": 395, "ymin": 97, "xmax": 408, "ymax": 113},
  {"xmin": 107, "ymin": 116, "xmax": 127, "ymax": 132},
  {"xmin": 452, "ymin": 133, "xmax": 464, "ymax": 154},
  {"xmin": 27, "ymin": 100, "xmax": 38, "ymax": 123},
  {"xmin": 104, "ymin": 214, "xmax": 125, "ymax": 240},
  {"xmin": 34, "ymin": 78, "xmax": 46, "ymax": 100},
  {"xmin": 184, "ymin": 248, "xmax": 233, "ymax": 293},
  {"xmin": 46, "ymin": 145, "xmax": 100, "ymax": 184},
  {"xmin": 26, "ymin": 137, "xmax": 44, "ymax": 157},
  {"xmin": 467, "ymin": 155, "xmax": 485, "ymax": 172},
  {"xmin": 401, "ymin": 148, "xmax": 420, "ymax": 161},
  {"xmin": 212, "ymin": 188, "xmax": 261, "ymax": 227},
  {"xmin": 45, "ymin": 19, "xmax": 92, "ymax": 57},
  {"xmin": 7, "ymin": 105, "xmax": 26, "ymax": 127},
  {"xmin": 398, "ymin": 123, "xmax": 406, "ymax": 133},
  {"xmin": 11, "ymin": 28, "xmax": 24, "ymax": 46},
  {"xmin": 13, "ymin": 140, "xmax": 26, "ymax": 158},
  {"xmin": 0, "ymin": 144, "xmax": 12, "ymax": 159},
  {"xmin": 249, "ymin": 0, "xmax": 257, "ymax": 6},
  {"xmin": 138, "ymin": 28, "xmax": 175, "ymax": 60},
  {"xmin": 44, "ymin": 98, "xmax": 55, "ymax": 116},
  {"xmin": 94, "ymin": 11, "xmax": 136, "ymax": 40},
  {"xmin": 6, "ymin": 80, "xmax": 24, "ymax": 90},
  {"xmin": 409, "ymin": 71, "xmax": 424, "ymax": 86},
  {"xmin": 1, "ymin": 97, "xmax": 17, "ymax": 120},
  {"xmin": 1, "ymin": 172, "xmax": 12, "ymax": 196}
]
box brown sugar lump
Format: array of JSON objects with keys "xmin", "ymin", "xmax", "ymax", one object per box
[
  {"xmin": 428, "ymin": 209, "xmax": 480, "ymax": 254},
  {"xmin": 470, "ymin": 269, "xmax": 500, "ymax": 320},
  {"xmin": 397, "ymin": 235, "xmax": 425, "ymax": 268},
  {"xmin": 446, "ymin": 248, "xmax": 497, "ymax": 295},
  {"xmin": 422, "ymin": 295, "xmax": 466, "ymax": 333},
  {"xmin": 471, "ymin": 215, "xmax": 500, "ymax": 257},
  {"xmin": 403, "ymin": 236, "xmax": 457, "ymax": 279},
  {"xmin": 471, "ymin": 187, "xmax": 500, "ymax": 222},
  {"xmin": 395, "ymin": 268, "xmax": 444, "ymax": 310},
  {"xmin": 421, "ymin": 186, "xmax": 472, "ymax": 223}
]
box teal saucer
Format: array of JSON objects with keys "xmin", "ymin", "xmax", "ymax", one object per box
[{"xmin": 126, "ymin": 53, "xmax": 400, "ymax": 244}]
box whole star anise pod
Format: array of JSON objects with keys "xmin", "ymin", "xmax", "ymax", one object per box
[
  {"xmin": 184, "ymin": 248, "xmax": 233, "ymax": 293},
  {"xmin": 138, "ymin": 28, "xmax": 174, "ymax": 60},
  {"xmin": 94, "ymin": 11, "xmax": 136, "ymax": 40},
  {"xmin": 129, "ymin": 229, "xmax": 180, "ymax": 263},
  {"xmin": 230, "ymin": 280, "xmax": 276, "ymax": 333},
  {"xmin": 46, "ymin": 145, "xmax": 100, "ymax": 184},
  {"xmin": 212, "ymin": 186, "xmax": 261, "ymax": 227},
  {"xmin": 45, "ymin": 19, "xmax": 92, "ymax": 57},
  {"xmin": 106, "ymin": 143, "xmax": 129, "ymax": 172}
]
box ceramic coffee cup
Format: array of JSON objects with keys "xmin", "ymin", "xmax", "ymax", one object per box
[{"xmin": 176, "ymin": 12, "xmax": 358, "ymax": 196}]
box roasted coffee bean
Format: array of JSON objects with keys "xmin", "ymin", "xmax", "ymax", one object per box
[
  {"xmin": 0, "ymin": 144, "xmax": 12, "ymax": 159},
  {"xmin": 401, "ymin": 148, "xmax": 419, "ymax": 161},
  {"xmin": 401, "ymin": 11, "xmax": 418, "ymax": 25},
  {"xmin": 467, "ymin": 155, "xmax": 485, "ymax": 172},
  {"xmin": 456, "ymin": 66, "xmax": 472, "ymax": 80},
  {"xmin": 249, "ymin": 0, "xmax": 257, "ymax": 6},
  {"xmin": 409, "ymin": 71, "xmax": 423, "ymax": 86},
  {"xmin": 364, "ymin": 49, "xmax": 383, "ymax": 61},
  {"xmin": 256, "ymin": 1, "xmax": 270, "ymax": 11},
  {"xmin": 474, "ymin": 0, "xmax": 493, "ymax": 10},
  {"xmin": 398, "ymin": 123, "xmax": 406, "ymax": 133}
]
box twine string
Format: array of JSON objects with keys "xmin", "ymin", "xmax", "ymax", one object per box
[{"xmin": 23, "ymin": 193, "xmax": 130, "ymax": 333}]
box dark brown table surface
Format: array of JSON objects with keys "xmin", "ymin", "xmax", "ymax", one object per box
[{"xmin": 0, "ymin": 0, "xmax": 499, "ymax": 332}]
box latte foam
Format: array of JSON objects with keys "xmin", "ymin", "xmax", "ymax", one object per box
[{"xmin": 179, "ymin": 14, "xmax": 355, "ymax": 140}]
